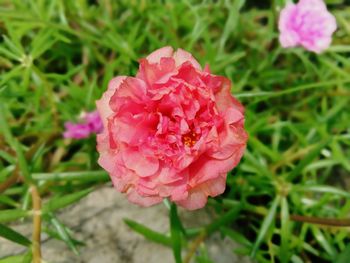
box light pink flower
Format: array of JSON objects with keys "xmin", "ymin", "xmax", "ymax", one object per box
[
  {"xmin": 63, "ymin": 110, "xmax": 103, "ymax": 139},
  {"xmin": 96, "ymin": 47, "xmax": 248, "ymax": 210},
  {"xmin": 278, "ymin": 0, "xmax": 337, "ymax": 53}
]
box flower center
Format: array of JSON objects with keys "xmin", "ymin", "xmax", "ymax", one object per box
[{"xmin": 182, "ymin": 131, "xmax": 198, "ymax": 147}]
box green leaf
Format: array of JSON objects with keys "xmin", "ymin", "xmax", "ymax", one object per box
[
  {"xmin": 0, "ymin": 46, "xmax": 21, "ymax": 61},
  {"xmin": 251, "ymin": 196, "xmax": 280, "ymax": 257},
  {"xmin": 288, "ymin": 139, "xmax": 330, "ymax": 180},
  {"xmin": 21, "ymin": 250, "xmax": 32, "ymax": 263},
  {"xmin": 0, "ymin": 255, "xmax": 23, "ymax": 263},
  {"xmin": 0, "ymin": 65, "xmax": 23, "ymax": 87},
  {"xmin": 0, "ymin": 195, "xmax": 18, "ymax": 207},
  {"xmin": 294, "ymin": 185, "xmax": 350, "ymax": 199},
  {"xmin": 335, "ymin": 244, "xmax": 350, "ymax": 263},
  {"xmin": 219, "ymin": 0, "xmax": 245, "ymax": 51},
  {"xmin": 49, "ymin": 214, "xmax": 79, "ymax": 255},
  {"xmin": 280, "ymin": 197, "xmax": 290, "ymax": 263},
  {"xmin": 0, "ymin": 209, "xmax": 29, "ymax": 223},
  {"xmin": 124, "ymin": 218, "xmax": 172, "ymax": 247},
  {"xmin": 311, "ymin": 226, "xmax": 337, "ymax": 260},
  {"xmin": 0, "ymin": 149, "xmax": 16, "ymax": 164},
  {"xmin": 30, "ymin": 29, "xmax": 58, "ymax": 59},
  {"xmin": 0, "ymin": 250, "xmax": 31, "ymax": 263},
  {"xmin": 32, "ymin": 171, "xmax": 109, "ymax": 182},
  {"xmin": 249, "ymin": 136, "xmax": 279, "ymax": 162},
  {"xmin": 221, "ymin": 227, "xmax": 252, "ymax": 248},
  {"xmin": 2, "ymin": 35, "xmax": 23, "ymax": 57},
  {"xmin": 206, "ymin": 205, "xmax": 241, "ymax": 235},
  {"xmin": 0, "ymin": 223, "xmax": 31, "ymax": 247},
  {"xmin": 42, "ymin": 188, "xmax": 92, "ymax": 213},
  {"xmin": 0, "ymin": 104, "xmax": 31, "ymax": 182},
  {"xmin": 170, "ymin": 203, "xmax": 182, "ymax": 263}
]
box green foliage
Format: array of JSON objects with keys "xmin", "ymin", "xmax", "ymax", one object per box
[
  {"xmin": 124, "ymin": 218, "xmax": 172, "ymax": 247},
  {"xmin": 0, "ymin": 0, "xmax": 349, "ymax": 262},
  {"xmin": 0, "ymin": 223, "xmax": 31, "ymax": 247}
]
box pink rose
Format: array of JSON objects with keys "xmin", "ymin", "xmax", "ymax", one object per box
[
  {"xmin": 96, "ymin": 47, "xmax": 247, "ymax": 210},
  {"xmin": 278, "ymin": 0, "xmax": 337, "ymax": 53},
  {"xmin": 63, "ymin": 110, "xmax": 103, "ymax": 139}
]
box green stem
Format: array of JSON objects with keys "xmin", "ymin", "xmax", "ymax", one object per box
[{"xmin": 170, "ymin": 203, "xmax": 183, "ymax": 263}]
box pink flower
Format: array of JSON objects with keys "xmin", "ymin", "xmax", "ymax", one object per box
[
  {"xmin": 63, "ymin": 110, "xmax": 103, "ymax": 139},
  {"xmin": 278, "ymin": 0, "xmax": 337, "ymax": 53},
  {"xmin": 96, "ymin": 47, "xmax": 247, "ymax": 210}
]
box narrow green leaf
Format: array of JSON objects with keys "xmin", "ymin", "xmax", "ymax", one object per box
[
  {"xmin": 0, "ymin": 223, "xmax": 31, "ymax": 247},
  {"xmin": 21, "ymin": 250, "xmax": 32, "ymax": 263},
  {"xmin": 221, "ymin": 227, "xmax": 252, "ymax": 248},
  {"xmin": 288, "ymin": 139, "xmax": 330, "ymax": 180},
  {"xmin": 294, "ymin": 185, "xmax": 350, "ymax": 199},
  {"xmin": 124, "ymin": 218, "xmax": 172, "ymax": 247},
  {"xmin": 251, "ymin": 196, "xmax": 280, "ymax": 257},
  {"xmin": 335, "ymin": 244, "xmax": 350, "ymax": 263},
  {"xmin": 0, "ymin": 255, "xmax": 23, "ymax": 263},
  {"xmin": 49, "ymin": 214, "xmax": 79, "ymax": 255},
  {"xmin": 32, "ymin": 171, "xmax": 108, "ymax": 182},
  {"xmin": 0, "ymin": 195, "xmax": 18, "ymax": 207},
  {"xmin": 0, "ymin": 65, "xmax": 23, "ymax": 87},
  {"xmin": 2, "ymin": 35, "xmax": 23, "ymax": 57},
  {"xmin": 0, "ymin": 209, "xmax": 29, "ymax": 223},
  {"xmin": 0, "ymin": 149, "xmax": 16, "ymax": 164},
  {"xmin": 236, "ymin": 79, "xmax": 350, "ymax": 100},
  {"xmin": 311, "ymin": 226, "xmax": 337, "ymax": 259},
  {"xmin": 170, "ymin": 203, "xmax": 182, "ymax": 263},
  {"xmin": 0, "ymin": 249, "xmax": 31, "ymax": 262},
  {"xmin": 0, "ymin": 104, "xmax": 31, "ymax": 182},
  {"xmin": 219, "ymin": 0, "xmax": 245, "ymax": 51},
  {"xmin": 30, "ymin": 29, "xmax": 58, "ymax": 59},
  {"xmin": 0, "ymin": 46, "xmax": 20, "ymax": 61},
  {"xmin": 43, "ymin": 188, "xmax": 92, "ymax": 213},
  {"xmin": 249, "ymin": 136, "xmax": 279, "ymax": 162},
  {"xmin": 206, "ymin": 205, "xmax": 241, "ymax": 235},
  {"xmin": 280, "ymin": 197, "xmax": 290, "ymax": 263},
  {"xmin": 291, "ymin": 255, "xmax": 304, "ymax": 263}
]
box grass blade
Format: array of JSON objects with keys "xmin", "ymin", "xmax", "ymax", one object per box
[
  {"xmin": 42, "ymin": 188, "xmax": 92, "ymax": 213},
  {"xmin": 170, "ymin": 203, "xmax": 182, "ymax": 263},
  {"xmin": 32, "ymin": 171, "xmax": 109, "ymax": 182},
  {"xmin": 206, "ymin": 205, "xmax": 241, "ymax": 235},
  {"xmin": 288, "ymin": 139, "xmax": 330, "ymax": 181},
  {"xmin": 251, "ymin": 196, "xmax": 280, "ymax": 257},
  {"xmin": 124, "ymin": 218, "xmax": 172, "ymax": 247},
  {"xmin": 294, "ymin": 185, "xmax": 350, "ymax": 199},
  {"xmin": 0, "ymin": 209, "xmax": 29, "ymax": 223},
  {"xmin": 49, "ymin": 214, "xmax": 79, "ymax": 255},
  {"xmin": 335, "ymin": 244, "xmax": 350, "ymax": 263},
  {"xmin": 280, "ymin": 197, "xmax": 290, "ymax": 263},
  {"xmin": 0, "ymin": 223, "xmax": 31, "ymax": 247}
]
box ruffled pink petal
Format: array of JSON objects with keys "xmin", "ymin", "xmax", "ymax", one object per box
[
  {"xmin": 146, "ymin": 46, "xmax": 174, "ymax": 64},
  {"xmin": 189, "ymin": 143, "xmax": 245, "ymax": 187},
  {"xmin": 96, "ymin": 76, "xmax": 127, "ymax": 128},
  {"xmin": 214, "ymin": 77, "xmax": 244, "ymax": 114},
  {"xmin": 173, "ymin": 48, "xmax": 202, "ymax": 70},
  {"xmin": 122, "ymin": 149, "xmax": 159, "ymax": 177},
  {"xmin": 127, "ymin": 188, "xmax": 163, "ymax": 207},
  {"xmin": 176, "ymin": 174, "xmax": 226, "ymax": 210},
  {"xmin": 109, "ymin": 77, "xmax": 148, "ymax": 113}
]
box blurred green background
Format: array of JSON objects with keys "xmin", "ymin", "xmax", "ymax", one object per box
[{"xmin": 0, "ymin": 0, "xmax": 350, "ymax": 262}]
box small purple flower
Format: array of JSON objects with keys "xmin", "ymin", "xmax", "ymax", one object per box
[
  {"xmin": 63, "ymin": 110, "xmax": 103, "ymax": 139},
  {"xmin": 84, "ymin": 111, "xmax": 104, "ymax": 134},
  {"xmin": 278, "ymin": 0, "xmax": 337, "ymax": 53}
]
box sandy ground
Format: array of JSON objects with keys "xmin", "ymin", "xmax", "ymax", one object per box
[{"xmin": 0, "ymin": 186, "xmax": 251, "ymax": 263}]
